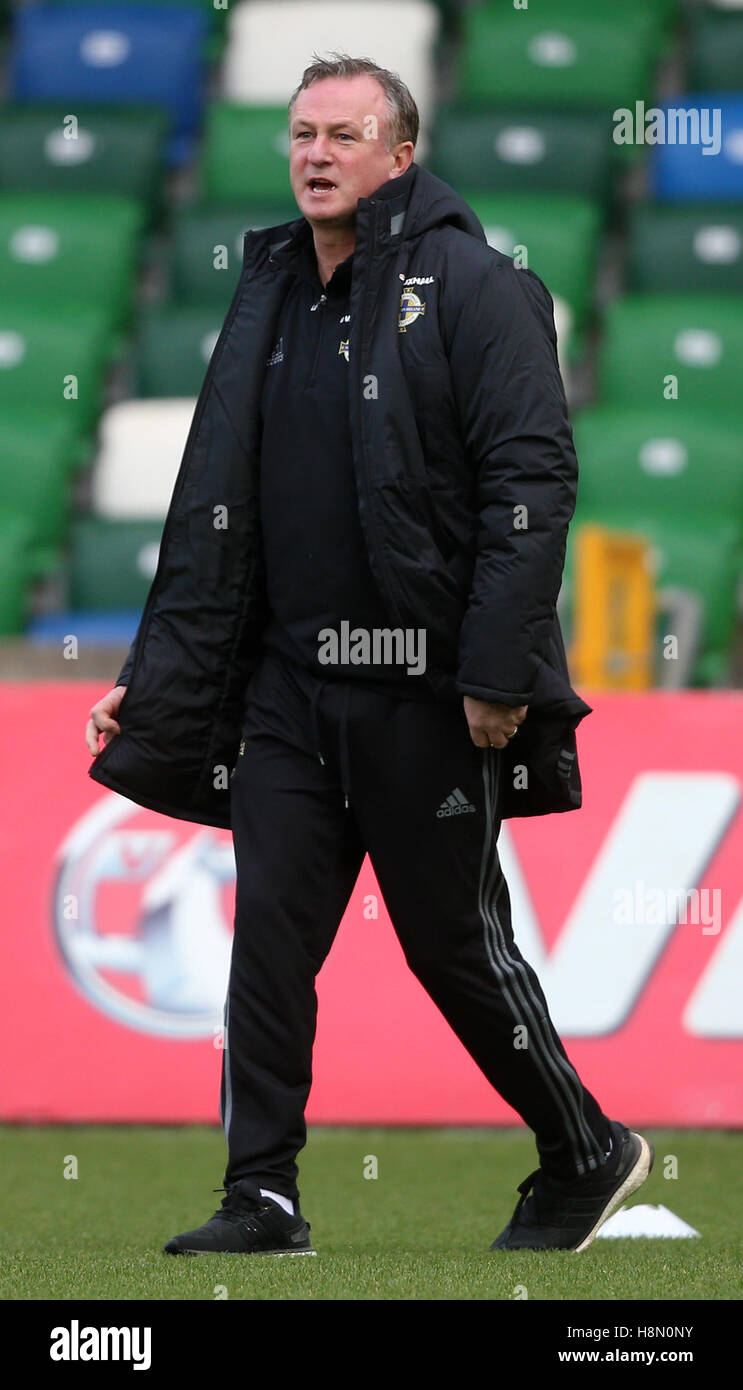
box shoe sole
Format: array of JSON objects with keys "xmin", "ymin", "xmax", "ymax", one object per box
[{"xmin": 572, "ymin": 1132, "xmax": 654, "ymax": 1254}]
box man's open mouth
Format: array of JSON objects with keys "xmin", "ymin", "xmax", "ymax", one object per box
[{"xmin": 308, "ymin": 178, "xmax": 337, "ymax": 194}]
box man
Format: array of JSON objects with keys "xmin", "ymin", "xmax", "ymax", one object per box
[{"xmin": 86, "ymin": 53, "xmax": 653, "ymax": 1254}]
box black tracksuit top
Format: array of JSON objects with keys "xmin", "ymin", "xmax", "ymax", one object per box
[{"xmin": 258, "ymin": 218, "xmax": 434, "ymax": 699}]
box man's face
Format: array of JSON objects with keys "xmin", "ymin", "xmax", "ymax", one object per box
[{"xmin": 289, "ymin": 74, "xmax": 413, "ymax": 231}]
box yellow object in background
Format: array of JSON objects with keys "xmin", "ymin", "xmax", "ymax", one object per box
[{"xmin": 570, "ymin": 523, "xmax": 655, "ymax": 690}]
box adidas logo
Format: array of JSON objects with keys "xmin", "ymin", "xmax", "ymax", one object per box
[
  {"xmin": 436, "ymin": 787, "xmax": 476, "ymax": 818},
  {"xmin": 266, "ymin": 335, "xmax": 284, "ymax": 366}
]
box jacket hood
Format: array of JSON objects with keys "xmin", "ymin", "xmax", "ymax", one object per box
[
  {"xmin": 360, "ymin": 159, "xmax": 488, "ymax": 242},
  {"xmin": 264, "ymin": 160, "xmax": 488, "ymax": 259}
]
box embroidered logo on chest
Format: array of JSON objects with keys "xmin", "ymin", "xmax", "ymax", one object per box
[{"xmin": 398, "ymin": 288, "xmax": 427, "ymax": 333}]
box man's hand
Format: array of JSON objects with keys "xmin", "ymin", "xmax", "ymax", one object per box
[
  {"xmin": 463, "ymin": 695, "xmax": 528, "ymax": 749},
  {"xmin": 86, "ymin": 685, "xmax": 127, "ymax": 756}
]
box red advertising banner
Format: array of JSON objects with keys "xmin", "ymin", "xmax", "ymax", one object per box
[{"xmin": 1, "ymin": 684, "xmax": 741, "ymax": 1126}]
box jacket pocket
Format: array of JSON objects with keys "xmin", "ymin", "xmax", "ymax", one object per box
[{"xmin": 499, "ymin": 709, "xmax": 584, "ymax": 819}]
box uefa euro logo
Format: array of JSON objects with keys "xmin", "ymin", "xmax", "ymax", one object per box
[{"xmin": 52, "ymin": 795, "xmax": 235, "ymax": 1038}]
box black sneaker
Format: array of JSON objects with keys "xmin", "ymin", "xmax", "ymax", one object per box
[
  {"xmin": 490, "ymin": 1122, "xmax": 654, "ymax": 1253},
  {"xmin": 163, "ymin": 1180, "xmax": 316, "ymax": 1256}
]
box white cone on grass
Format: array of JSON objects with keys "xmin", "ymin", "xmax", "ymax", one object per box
[{"xmin": 597, "ymin": 1205, "xmax": 701, "ymax": 1239}]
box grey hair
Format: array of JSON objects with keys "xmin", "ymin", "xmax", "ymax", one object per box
[{"xmin": 287, "ymin": 51, "xmax": 419, "ymax": 152}]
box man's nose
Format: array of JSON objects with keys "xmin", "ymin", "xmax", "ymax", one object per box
[{"xmin": 306, "ymin": 135, "xmax": 332, "ymax": 161}]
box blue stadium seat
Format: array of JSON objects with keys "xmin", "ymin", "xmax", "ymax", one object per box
[
  {"xmin": 9, "ymin": 3, "xmax": 207, "ymax": 167},
  {"xmin": 650, "ymin": 95, "xmax": 743, "ymax": 202},
  {"xmin": 26, "ymin": 609, "xmax": 141, "ymax": 644}
]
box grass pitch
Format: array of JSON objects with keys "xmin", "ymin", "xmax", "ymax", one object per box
[{"xmin": 1, "ymin": 1125, "xmax": 741, "ymax": 1301}]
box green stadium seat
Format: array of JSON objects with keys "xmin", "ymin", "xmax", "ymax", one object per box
[
  {"xmin": 572, "ymin": 405, "xmax": 743, "ymax": 532},
  {"xmin": 457, "ymin": 4, "xmax": 662, "ymax": 112},
  {"xmin": 597, "ymin": 295, "xmax": 743, "ymax": 421},
  {"xmin": 200, "ymin": 103, "xmax": 298, "ymax": 207},
  {"xmin": 490, "ymin": 0, "xmax": 678, "ymax": 22},
  {"xmin": 0, "ymin": 414, "xmax": 81, "ymax": 573},
  {"xmin": 429, "ymin": 108, "xmax": 613, "ymax": 202},
  {"xmin": 0, "ymin": 104, "xmax": 168, "ymax": 212},
  {"xmin": 689, "ymin": 10, "xmax": 743, "ymax": 92},
  {"xmin": 169, "ymin": 204, "xmax": 293, "ymax": 306},
  {"xmin": 461, "ymin": 192, "xmax": 602, "ymax": 341},
  {"xmin": 66, "ymin": 516, "xmax": 165, "ymax": 610},
  {"xmin": 0, "ymin": 510, "xmax": 35, "ymax": 634},
  {"xmin": 0, "ymin": 307, "xmax": 112, "ymax": 438},
  {"xmin": 626, "ymin": 206, "xmax": 743, "ymax": 295},
  {"xmin": 0, "ymin": 193, "xmax": 145, "ymax": 330},
  {"xmin": 132, "ymin": 305, "xmax": 223, "ymax": 396}
]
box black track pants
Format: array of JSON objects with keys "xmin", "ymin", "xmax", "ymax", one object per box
[{"xmin": 221, "ymin": 649, "xmax": 612, "ymax": 1202}]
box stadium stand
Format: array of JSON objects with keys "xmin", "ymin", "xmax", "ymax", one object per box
[
  {"xmin": 88, "ymin": 399, "xmax": 197, "ymax": 518},
  {"xmin": 461, "ymin": 190, "xmax": 601, "ymax": 360},
  {"xmin": 0, "ymin": 413, "xmax": 81, "ymax": 574},
  {"xmin": 9, "ymin": 3, "xmax": 208, "ymax": 166},
  {"xmin": 455, "ymin": 4, "xmax": 664, "ymax": 113},
  {"xmin": 0, "ymin": 0, "xmax": 740, "ymax": 689},
  {"xmin": 131, "ymin": 307, "xmax": 222, "ymax": 396},
  {"xmin": 430, "ymin": 108, "xmax": 613, "ymax": 203},
  {"xmin": 688, "ymin": 5, "xmax": 743, "ymax": 91},
  {"xmin": 65, "ymin": 517, "xmax": 164, "ymax": 611},
  {"xmin": 649, "ymin": 95, "xmax": 743, "ymax": 201},
  {"xmin": 220, "ymin": 2, "xmax": 441, "ymax": 155},
  {"xmin": 0, "ymin": 306, "xmax": 112, "ymax": 437},
  {"xmin": 0, "ymin": 192, "xmax": 145, "ymax": 330},
  {"xmin": 0, "ymin": 104, "xmax": 169, "ymax": 212},
  {"xmin": 626, "ymin": 205, "xmax": 743, "ymax": 294},
  {"xmin": 565, "ymin": 407, "xmax": 743, "ymax": 685},
  {"xmin": 168, "ymin": 204, "xmax": 281, "ymax": 306},
  {"xmin": 40, "ymin": 0, "xmax": 227, "ymax": 61},
  {"xmin": 597, "ymin": 294, "xmax": 743, "ymax": 420},
  {"xmin": 200, "ymin": 102, "xmax": 301, "ymax": 206}
]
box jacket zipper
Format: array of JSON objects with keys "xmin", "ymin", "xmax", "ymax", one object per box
[
  {"xmin": 307, "ymin": 290, "xmax": 327, "ymax": 387},
  {"xmin": 353, "ymin": 208, "xmax": 410, "ymax": 638},
  {"xmin": 353, "ymin": 211, "xmax": 441, "ymax": 701}
]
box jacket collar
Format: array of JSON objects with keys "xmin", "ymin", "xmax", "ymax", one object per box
[
  {"xmin": 270, "ymin": 216, "xmax": 354, "ymax": 291},
  {"xmin": 357, "ymin": 159, "xmax": 418, "ymax": 238}
]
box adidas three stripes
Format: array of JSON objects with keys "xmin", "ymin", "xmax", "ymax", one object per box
[{"xmin": 220, "ymin": 647, "xmax": 612, "ymax": 1202}]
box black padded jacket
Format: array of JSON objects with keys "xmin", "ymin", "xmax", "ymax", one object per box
[{"xmin": 88, "ymin": 160, "xmax": 592, "ymax": 827}]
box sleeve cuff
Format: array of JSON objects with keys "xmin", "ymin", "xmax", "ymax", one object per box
[{"xmin": 455, "ymin": 681, "xmax": 533, "ymax": 706}]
